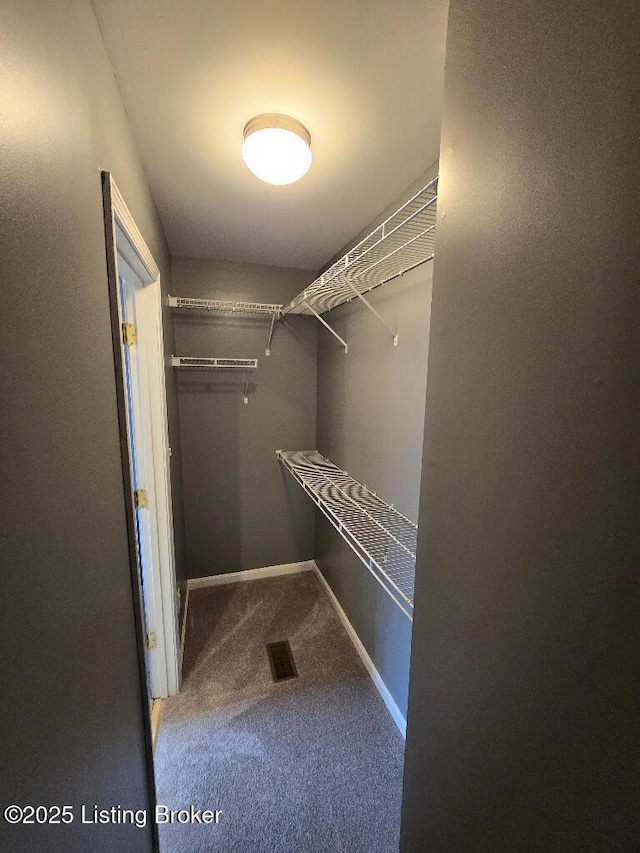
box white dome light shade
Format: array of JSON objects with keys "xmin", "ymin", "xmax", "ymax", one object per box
[{"xmin": 242, "ymin": 115, "xmax": 312, "ymax": 185}]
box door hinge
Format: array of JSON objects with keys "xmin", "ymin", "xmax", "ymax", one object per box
[
  {"xmin": 122, "ymin": 322, "xmax": 137, "ymax": 346},
  {"xmin": 146, "ymin": 631, "xmax": 157, "ymax": 649},
  {"xmin": 134, "ymin": 489, "xmax": 148, "ymax": 509}
]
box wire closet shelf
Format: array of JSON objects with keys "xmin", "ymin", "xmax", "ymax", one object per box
[
  {"xmin": 277, "ymin": 450, "xmax": 416, "ymax": 619},
  {"xmin": 168, "ymin": 297, "xmax": 282, "ymax": 356},
  {"xmin": 171, "ymin": 356, "xmax": 257, "ymax": 403},
  {"xmin": 282, "ymin": 176, "xmax": 438, "ymax": 317},
  {"xmin": 171, "ymin": 357, "xmax": 258, "ymax": 369},
  {"xmin": 168, "ymin": 296, "xmax": 282, "ymax": 316}
]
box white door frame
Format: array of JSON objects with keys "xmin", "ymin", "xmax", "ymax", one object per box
[{"xmin": 103, "ymin": 172, "xmax": 180, "ymax": 699}]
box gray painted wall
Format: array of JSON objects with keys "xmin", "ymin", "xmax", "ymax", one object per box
[
  {"xmin": 0, "ymin": 1, "xmax": 185, "ymax": 850},
  {"xmin": 401, "ymin": 1, "xmax": 639, "ymax": 849},
  {"xmin": 315, "ymin": 164, "xmax": 438, "ymax": 718},
  {"xmin": 171, "ymin": 257, "xmax": 317, "ymax": 578}
]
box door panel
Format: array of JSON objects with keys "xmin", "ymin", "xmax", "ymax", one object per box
[{"xmin": 117, "ymin": 260, "xmax": 168, "ymax": 699}]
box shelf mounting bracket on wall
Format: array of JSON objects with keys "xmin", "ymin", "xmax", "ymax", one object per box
[
  {"xmin": 243, "ymin": 369, "xmax": 251, "ymax": 405},
  {"xmin": 342, "ymin": 271, "xmax": 398, "ymax": 345},
  {"xmin": 304, "ymin": 301, "xmax": 348, "ymax": 354},
  {"xmin": 266, "ymin": 312, "xmax": 277, "ymax": 357}
]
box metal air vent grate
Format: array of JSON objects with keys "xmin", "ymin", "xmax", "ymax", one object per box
[{"xmin": 266, "ymin": 640, "xmax": 298, "ymax": 683}]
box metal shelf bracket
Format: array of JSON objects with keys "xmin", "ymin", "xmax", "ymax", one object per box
[
  {"xmin": 242, "ymin": 368, "xmax": 253, "ymax": 404},
  {"xmin": 266, "ymin": 313, "xmax": 277, "ymax": 357},
  {"xmin": 343, "ymin": 278, "xmax": 398, "ymax": 345},
  {"xmin": 304, "ymin": 301, "xmax": 348, "ymax": 354}
]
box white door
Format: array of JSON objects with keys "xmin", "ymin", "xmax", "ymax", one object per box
[
  {"xmin": 118, "ymin": 260, "xmax": 169, "ymax": 698},
  {"xmin": 103, "ymin": 173, "xmax": 180, "ymax": 702}
]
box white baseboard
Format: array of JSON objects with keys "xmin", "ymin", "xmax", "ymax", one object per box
[
  {"xmin": 187, "ymin": 560, "xmax": 316, "ymax": 590},
  {"xmin": 312, "ymin": 563, "xmax": 407, "ymax": 739},
  {"xmin": 151, "ymin": 698, "xmax": 165, "ymax": 753}
]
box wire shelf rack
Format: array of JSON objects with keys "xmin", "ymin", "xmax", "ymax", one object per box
[
  {"xmin": 169, "ymin": 296, "xmax": 282, "ymax": 316},
  {"xmin": 171, "ymin": 357, "xmax": 258, "ymax": 369},
  {"xmin": 172, "ymin": 356, "xmax": 257, "ymax": 403},
  {"xmin": 282, "ymin": 176, "xmax": 438, "ymax": 318},
  {"xmin": 168, "ymin": 296, "xmax": 282, "ymax": 355},
  {"xmin": 277, "ymin": 450, "xmax": 416, "ymax": 619}
]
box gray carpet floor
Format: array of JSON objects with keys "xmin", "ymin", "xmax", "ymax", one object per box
[{"xmin": 154, "ymin": 571, "xmax": 405, "ymax": 853}]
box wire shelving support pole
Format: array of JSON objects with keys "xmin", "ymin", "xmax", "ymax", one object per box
[
  {"xmin": 342, "ymin": 277, "xmax": 398, "ymax": 346},
  {"xmin": 243, "ymin": 369, "xmax": 250, "ymax": 405},
  {"xmin": 304, "ymin": 301, "xmax": 348, "ymax": 354},
  {"xmin": 266, "ymin": 312, "xmax": 277, "ymax": 356}
]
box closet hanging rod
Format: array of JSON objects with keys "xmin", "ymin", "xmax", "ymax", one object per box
[
  {"xmin": 169, "ymin": 296, "xmax": 282, "ymax": 317},
  {"xmin": 281, "ymin": 175, "xmax": 438, "ymax": 320},
  {"xmin": 277, "ymin": 450, "xmax": 417, "ymax": 619}
]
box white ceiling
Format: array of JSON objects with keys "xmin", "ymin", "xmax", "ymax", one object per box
[{"xmin": 93, "ymin": 0, "xmax": 448, "ymax": 270}]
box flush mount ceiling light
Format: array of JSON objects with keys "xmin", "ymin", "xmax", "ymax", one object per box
[{"xmin": 242, "ymin": 114, "xmax": 312, "ymax": 186}]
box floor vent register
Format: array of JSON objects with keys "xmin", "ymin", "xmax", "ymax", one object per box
[{"xmin": 266, "ymin": 640, "xmax": 298, "ymax": 683}]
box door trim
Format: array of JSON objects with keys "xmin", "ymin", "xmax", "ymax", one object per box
[
  {"xmin": 102, "ymin": 172, "xmax": 180, "ymax": 700},
  {"xmin": 101, "ymin": 172, "xmax": 159, "ymax": 852}
]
